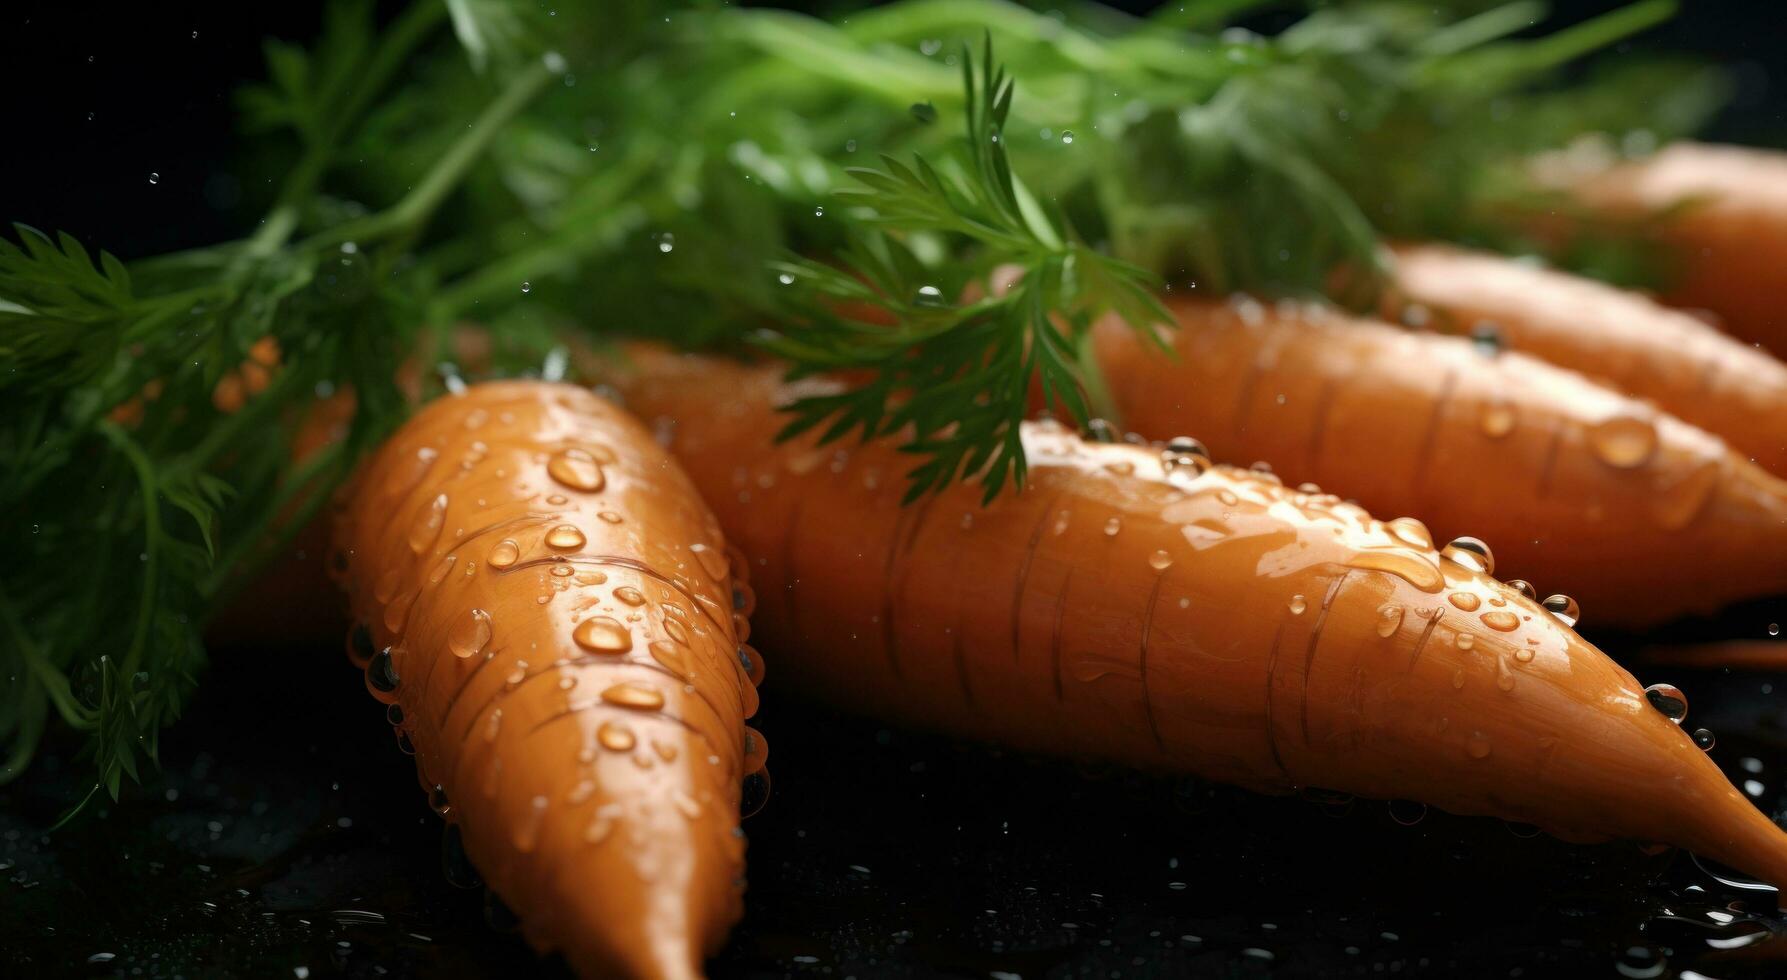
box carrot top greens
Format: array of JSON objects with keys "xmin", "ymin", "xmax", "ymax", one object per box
[{"xmin": 0, "ymin": 0, "xmax": 1715, "ymax": 803}]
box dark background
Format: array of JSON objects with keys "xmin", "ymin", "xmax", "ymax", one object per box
[
  {"xmin": 2, "ymin": 1, "xmax": 1786, "ymax": 259},
  {"xmin": 5, "ymin": 3, "xmax": 1787, "ymax": 979}
]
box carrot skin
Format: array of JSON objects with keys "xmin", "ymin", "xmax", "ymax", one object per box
[
  {"xmin": 610, "ymin": 347, "xmax": 1787, "ymax": 891},
  {"xmin": 1386, "ymin": 243, "xmax": 1787, "ymax": 478},
  {"xmin": 333, "ymin": 382, "xmax": 757, "ymax": 979},
  {"xmin": 1091, "ymin": 297, "xmax": 1787, "ymax": 626}
]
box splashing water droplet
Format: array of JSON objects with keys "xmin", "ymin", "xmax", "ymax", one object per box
[
  {"xmin": 1645, "ymin": 683, "xmax": 1688, "ymax": 723},
  {"xmin": 1440, "ymin": 536, "xmax": 1494, "ymax": 576},
  {"xmin": 1375, "ymin": 603, "xmax": 1404, "ymax": 638},
  {"xmin": 546, "ymin": 525, "xmax": 586, "ymax": 549},
  {"xmin": 1541, "ymin": 594, "xmax": 1581, "ymax": 628},
  {"xmin": 1589, "ymin": 416, "xmax": 1658, "ymax": 469},
  {"xmin": 449, "ymin": 608, "xmax": 493, "ymax": 659},
  {"xmin": 601, "ymin": 682, "xmax": 664, "ymax": 710},
  {"xmin": 547, "ymin": 449, "xmax": 606, "ymax": 492},
  {"xmin": 573, "ymin": 617, "xmax": 632, "ymax": 654}
]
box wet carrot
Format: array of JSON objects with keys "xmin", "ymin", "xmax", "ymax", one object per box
[
  {"xmin": 1536, "ymin": 141, "xmax": 1787, "ymax": 355},
  {"xmin": 1089, "ymin": 296, "xmax": 1787, "ymax": 627},
  {"xmin": 606, "ymin": 345, "xmax": 1787, "ymax": 889},
  {"xmin": 1382, "ymin": 243, "xmax": 1787, "ymax": 478},
  {"xmin": 331, "ymin": 381, "xmax": 762, "ymax": 979}
]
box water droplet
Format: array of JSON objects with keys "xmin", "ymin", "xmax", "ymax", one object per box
[
  {"xmin": 573, "ymin": 617, "xmax": 632, "ymax": 654},
  {"xmin": 614, "ymin": 586, "xmax": 646, "ymax": 606},
  {"xmin": 1644, "ymin": 683, "xmax": 1688, "ymax": 723},
  {"xmin": 1514, "ymin": 647, "xmax": 1535, "ymax": 663},
  {"xmin": 1060, "ymin": 130, "xmax": 1075, "ymax": 144},
  {"xmin": 488, "ymin": 539, "xmax": 520, "ymax": 569},
  {"xmin": 1481, "ymin": 610, "xmax": 1519, "ymax": 632},
  {"xmin": 598, "ymin": 722, "xmax": 636, "ymax": 752},
  {"xmin": 408, "ymin": 493, "xmax": 449, "ymax": 554},
  {"xmin": 598, "ymin": 511, "xmax": 623, "ymax": 524},
  {"xmin": 663, "ymin": 617, "xmax": 691, "ymax": 646},
  {"xmin": 656, "ymin": 232, "xmax": 675, "ymax": 253},
  {"xmin": 1770, "ymin": 624, "xmax": 1781, "ymax": 637},
  {"xmin": 1693, "ymin": 728, "xmax": 1717, "ymax": 750},
  {"xmin": 601, "ymin": 682, "xmax": 664, "ymax": 710},
  {"xmin": 1346, "ymin": 549, "xmax": 1442, "ymax": 593},
  {"xmin": 1103, "ymin": 517, "xmax": 1122, "ymax": 537},
  {"xmin": 513, "ymin": 795, "xmax": 548, "ymax": 852},
  {"xmin": 777, "ymin": 272, "xmax": 796, "ymax": 286},
  {"xmin": 427, "ymin": 553, "xmax": 458, "ymax": 585},
  {"xmin": 1479, "ymin": 400, "xmax": 1515, "ymax": 438},
  {"xmin": 547, "ymin": 449, "xmax": 606, "ymax": 492},
  {"xmin": 1440, "ymin": 536, "xmax": 1494, "ymax": 576},
  {"xmin": 649, "ymin": 641, "xmax": 688, "ymax": 677},
  {"xmin": 1495, "ymin": 656, "xmax": 1515, "ymax": 691},
  {"xmin": 1161, "ymin": 437, "xmax": 1211, "ymax": 476},
  {"xmin": 1467, "ymin": 733, "xmax": 1492, "ymax": 759},
  {"xmin": 483, "ymin": 709, "xmax": 503, "ymax": 743},
  {"xmin": 449, "ymin": 608, "xmax": 493, "ymax": 659},
  {"xmin": 367, "ymin": 648, "xmax": 399, "ymax": 694},
  {"xmin": 1385, "ymin": 517, "xmax": 1433, "ymax": 550},
  {"xmin": 1288, "ymin": 595, "xmax": 1307, "ymax": 616},
  {"xmin": 1388, "ymin": 799, "xmax": 1427, "ymax": 826},
  {"xmin": 1589, "ymin": 416, "xmax": 1658, "ymax": 469},
  {"xmin": 673, "ymin": 791, "xmax": 701, "ymax": 820},
  {"xmin": 738, "ymin": 643, "xmax": 765, "ymax": 685},
  {"xmin": 1505, "ymin": 579, "xmax": 1537, "ymax": 601},
  {"xmin": 1084, "ymin": 419, "xmax": 1116, "ymax": 443},
  {"xmin": 1148, "ymin": 550, "xmax": 1173, "ymax": 570},
  {"xmin": 1456, "ymin": 633, "xmax": 1476, "ymax": 651},
  {"xmin": 1541, "ymin": 594, "xmax": 1580, "ymax": 628},
  {"xmin": 1375, "ymin": 603, "xmax": 1404, "ymax": 637},
  {"xmin": 148, "ymin": 172, "xmax": 160, "ymax": 185},
  {"xmin": 1448, "ymin": 592, "xmax": 1481, "ymax": 612},
  {"xmin": 347, "ymin": 623, "xmax": 375, "ymax": 667},
  {"xmin": 689, "ymin": 542, "xmax": 729, "ymax": 580},
  {"xmin": 383, "ymin": 589, "xmax": 416, "ymax": 633},
  {"xmin": 550, "ymin": 563, "xmax": 573, "ymax": 577},
  {"xmin": 585, "ymin": 803, "xmax": 622, "ymax": 844},
  {"xmin": 520, "ymin": 281, "xmax": 532, "ymax": 294},
  {"xmin": 387, "ymin": 703, "xmax": 404, "ymax": 727},
  {"xmin": 546, "ymin": 524, "xmax": 585, "ymax": 549},
  {"xmin": 429, "ymin": 784, "xmax": 451, "ymax": 815}
]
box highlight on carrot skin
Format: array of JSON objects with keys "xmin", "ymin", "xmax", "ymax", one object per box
[{"xmin": 9, "ymin": 2, "xmax": 1787, "ymax": 978}]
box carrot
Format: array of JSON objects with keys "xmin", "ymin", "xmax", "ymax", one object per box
[
  {"xmin": 1088, "ymin": 296, "xmax": 1787, "ymax": 627},
  {"xmin": 1535, "ymin": 141, "xmax": 1787, "ymax": 355},
  {"xmin": 331, "ymin": 380, "xmax": 762, "ymax": 980},
  {"xmin": 606, "ymin": 344, "xmax": 1787, "ymax": 890},
  {"xmin": 1382, "ymin": 243, "xmax": 1787, "ymax": 478}
]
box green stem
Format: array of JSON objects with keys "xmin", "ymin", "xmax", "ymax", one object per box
[
  {"xmin": 1073, "ymin": 326, "xmax": 1120, "ymax": 427},
  {"xmin": 97, "ymin": 423, "xmax": 161, "ymax": 681},
  {"xmin": 305, "ymin": 59, "xmax": 557, "ymax": 251},
  {"xmin": 244, "ymin": 0, "xmax": 450, "ymax": 261}
]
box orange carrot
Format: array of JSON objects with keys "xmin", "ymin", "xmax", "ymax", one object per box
[
  {"xmin": 607, "ymin": 345, "xmax": 1787, "ymax": 888},
  {"xmin": 1384, "ymin": 243, "xmax": 1787, "ymax": 478},
  {"xmin": 1536, "ymin": 141, "xmax": 1787, "ymax": 355},
  {"xmin": 1088, "ymin": 296, "xmax": 1787, "ymax": 626},
  {"xmin": 332, "ymin": 381, "xmax": 763, "ymax": 979}
]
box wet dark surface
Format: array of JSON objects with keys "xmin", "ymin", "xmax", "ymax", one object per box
[{"xmin": 5, "ymin": 618, "xmax": 1787, "ymax": 979}]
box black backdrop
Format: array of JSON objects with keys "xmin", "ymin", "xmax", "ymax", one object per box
[
  {"xmin": 2, "ymin": 1, "xmax": 1785, "ymax": 259},
  {"xmin": 5, "ymin": 4, "xmax": 1787, "ymax": 979}
]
